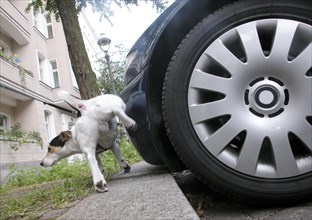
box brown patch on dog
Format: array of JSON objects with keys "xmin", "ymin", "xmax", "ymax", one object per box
[
  {"xmin": 59, "ymin": 131, "xmax": 72, "ymax": 143},
  {"xmin": 46, "ymin": 146, "xmax": 62, "ymax": 156}
]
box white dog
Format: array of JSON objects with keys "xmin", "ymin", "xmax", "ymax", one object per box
[
  {"xmin": 40, "ymin": 91, "xmax": 136, "ymax": 192},
  {"xmin": 58, "ymin": 90, "xmax": 136, "ymax": 129}
]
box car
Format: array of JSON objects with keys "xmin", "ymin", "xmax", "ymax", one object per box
[{"xmin": 120, "ymin": 0, "xmax": 312, "ymax": 204}]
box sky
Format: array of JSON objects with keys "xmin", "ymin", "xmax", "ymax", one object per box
[{"xmin": 85, "ymin": 1, "xmax": 173, "ymax": 51}]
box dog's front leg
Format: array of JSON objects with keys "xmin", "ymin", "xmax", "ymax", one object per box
[{"xmin": 84, "ymin": 149, "xmax": 107, "ymax": 193}]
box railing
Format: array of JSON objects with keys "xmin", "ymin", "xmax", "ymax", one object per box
[
  {"xmin": 0, "ymin": 54, "xmax": 33, "ymax": 88},
  {"xmin": 0, "ymin": 54, "xmax": 33, "ymax": 77}
]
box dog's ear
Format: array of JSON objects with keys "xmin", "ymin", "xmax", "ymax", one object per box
[
  {"xmin": 50, "ymin": 131, "xmax": 71, "ymax": 147},
  {"xmin": 59, "ymin": 131, "xmax": 72, "ymax": 142}
]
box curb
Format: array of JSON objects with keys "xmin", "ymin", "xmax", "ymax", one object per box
[{"xmin": 57, "ymin": 162, "xmax": 199, "ymax": 220}]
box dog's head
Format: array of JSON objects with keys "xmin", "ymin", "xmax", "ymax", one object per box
[{"xmin": 40, "ymin": 131, "xmax": 74, "ymax": 167}]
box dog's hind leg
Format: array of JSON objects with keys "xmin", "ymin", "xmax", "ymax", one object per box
[
  {"xmin": 96, "ymin": 154, "xmax": 106, "ymax": 176},
  {"xmin": 111, "ymin": 143, "xmax": 131, "ymax": 173},
  {"xmin": 112, "ymin": 107, "xmax": 136, "ymax": 130}
]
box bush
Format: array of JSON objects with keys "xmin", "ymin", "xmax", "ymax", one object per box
[{"xmin": 0, "ymin": 123, "xmax": 43, "ymax": 151}]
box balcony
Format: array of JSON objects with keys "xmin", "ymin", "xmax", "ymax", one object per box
[
  {"xmin": 0, "ymin": 55, "xmax": 35, "ymax": 106},
  {"xmin": 0, "ymin": 54, "xmax": 33, "ymax": 88},
  {"xmin": 0, "ymin": 0, "xmax": 30, "ymax": 45}
]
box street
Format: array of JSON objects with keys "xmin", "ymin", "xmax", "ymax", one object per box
[{"xmin": 174, "ymin": 170, "xmax": 312, "ymax": 220}]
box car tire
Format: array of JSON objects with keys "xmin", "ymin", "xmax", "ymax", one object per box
[{"xmin": 163, "ymin": 0, "xmax": 312, "ymax": 204}]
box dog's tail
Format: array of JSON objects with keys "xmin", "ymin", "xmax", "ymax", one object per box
[{"xmin": 58, "ymin": 90, "xmax": 85, "ymax": 111}]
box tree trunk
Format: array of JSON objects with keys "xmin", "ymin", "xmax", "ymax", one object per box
[{"xmin": 55, "ymin": 0, "xmax": 100, "ymax": 99}]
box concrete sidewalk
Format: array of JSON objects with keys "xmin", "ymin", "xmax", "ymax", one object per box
[{"xmin": 57, "ymin": 162, "xmax": 200, "ymax": 220}]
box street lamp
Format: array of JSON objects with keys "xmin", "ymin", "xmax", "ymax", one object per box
[{"xmin": 97, "ymin": 34, "xmax": 116, "ymax": 94}]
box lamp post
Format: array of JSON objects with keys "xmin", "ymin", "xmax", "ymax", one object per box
[{"xmin": 97, "ymin": 34, "xmax": 116, "ymax": 95}]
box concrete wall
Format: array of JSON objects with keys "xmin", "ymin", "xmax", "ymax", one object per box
[{"xmin": 0, "ymin": 141, "xmax": 46, "ymax": 164}]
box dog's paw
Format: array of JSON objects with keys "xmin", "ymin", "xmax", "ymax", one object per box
[
  {"xmin": 95, "ymin": 181, "xmax": 108, "ymax": 193},
  {"xmin": 123, "ymin": 165, "xmax": 131, "ymax": 173},
  {"xmin": 126, "ymin": 121, "xmax": 137, "ymax": 131}
]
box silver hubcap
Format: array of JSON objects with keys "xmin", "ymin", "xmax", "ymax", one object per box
[
  {"xmin": 188, "ymin": 19, "xmax": 312, "ymax": 178},
  {"xmin": 246, "ymin": 77, "xmax": 288, "ymax": 118}
]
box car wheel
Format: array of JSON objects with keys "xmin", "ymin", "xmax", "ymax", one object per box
[{"xmin": 163, "ymin": 0, "xmax": 312, "ymax": 204}]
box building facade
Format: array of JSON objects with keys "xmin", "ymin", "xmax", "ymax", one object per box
[{"xmin": 0, "ymin": 0, "xmax": 100, "ymax": 164}]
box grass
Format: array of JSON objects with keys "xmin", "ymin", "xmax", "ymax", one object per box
[{"xmin": 0, "ymin": 139, "xmax": 142, "ymax": 219}]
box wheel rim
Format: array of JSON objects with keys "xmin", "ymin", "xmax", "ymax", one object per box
[{"xmin": 188, "ymin": 19, "xmax": 312, "ymax": 178}]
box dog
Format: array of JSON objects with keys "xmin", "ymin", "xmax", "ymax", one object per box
[
  {"xmin": 40, "ymin": 91, "xmax": 136, "ymax": 192},
  {"xmin": 57, "ymin": 90, "xmax": 136, "ymax": 129}
]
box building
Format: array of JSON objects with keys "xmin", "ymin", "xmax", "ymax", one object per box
[
  {"xmin": 0, "ymin": 0, "xmax": 101, "ymax": 165},
  {"xmin": 79, "ymin": 10, "xmax": 102, "ymax": 76}
]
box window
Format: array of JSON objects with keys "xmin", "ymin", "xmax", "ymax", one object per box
[
  {"xmin": 61, "ymin": 114, "xmax": 76, "ymax": 130},
  {"xmin": 44, "ymin": 110, "xmax": 55, "ymax": 141},
  {"xmin": 33, "ymin": 11, "xmax": 54, "ymax": 38},
  {"xmin": 45, "ymin": 14, "xmax": 54, "ymax": 38},
  {"xmin": 0, "ymin": 40, "xmax": 12, "ymax": 57},
  {"xmin": 37, "ymin": 51, "xmax": 50, "ymax": 85},
  {"xmin": 37, "ymin": 51, "xmax": 59, "ymax": 88},
  {"xmin": 33, "ymin": 10, "xmax": 47, "ymax": 36},
  {"xmin": 50, "ymin": 59, "xmax": 60, "ymax": 88},
  {"xmin": 71, "ymin": 68, "xmax": 78, "ymax": 89},
  {"xmin": 69, "ymin": 58, "xmax": 78, "ymax": 89},
  {"xmin": 0, "ymin": 113, "xmax": 10, "ymax": 131},
  {"xmin": 44, "ymin": 111, "xmax": 52, "ymax": 141}
]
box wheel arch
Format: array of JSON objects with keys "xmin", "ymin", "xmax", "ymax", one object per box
[{"xmin": 145, "ymin": 0, "xmax": 236, "ymax": 171}]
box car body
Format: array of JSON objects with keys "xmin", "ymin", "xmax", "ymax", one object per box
[{"xmin": 120, "ymin": 0, "xmax": 312, "ymax": 204}]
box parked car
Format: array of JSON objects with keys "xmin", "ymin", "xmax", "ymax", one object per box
[{"xmin": 120, "ymin": 0, "xmax": 312, "ymax": 204}]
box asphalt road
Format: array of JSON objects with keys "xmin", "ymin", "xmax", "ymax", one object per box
[{"xmin": 174, "ymin": 170, "xmax": 312, "ymax": 220}]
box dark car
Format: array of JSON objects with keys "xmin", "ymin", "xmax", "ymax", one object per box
[{"xmin": 120, "ymin": 0, "xmax": 312, "ymax": 204}]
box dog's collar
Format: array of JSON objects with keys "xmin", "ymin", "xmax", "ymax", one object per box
[{"xmin": 65, "ymin": 101, "xmax": 81, "ymax": 117}]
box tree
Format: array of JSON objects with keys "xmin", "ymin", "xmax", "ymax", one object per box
[
  {"xmin": 97, "ymin": 44, "xmax": 128, "ymax": 94},
  {"xmin": 26, "ymin": 0, "xmax": 168, "ymax": 99}
]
